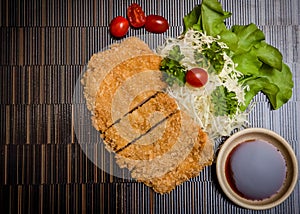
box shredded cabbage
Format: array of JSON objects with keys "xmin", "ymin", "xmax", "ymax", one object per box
[{"xmin": 157, "ymin": 30, "xmax": 251, "ymax": 139}]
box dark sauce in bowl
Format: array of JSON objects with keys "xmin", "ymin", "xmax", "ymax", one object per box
[{"xmin": 225, "ymin": 139, "xmax": 287, "ymax": 200}]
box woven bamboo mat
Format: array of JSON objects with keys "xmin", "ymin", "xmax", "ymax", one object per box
[{"xmin": 0, "ymin": 0, "xmax": 299, "ymax": 213}]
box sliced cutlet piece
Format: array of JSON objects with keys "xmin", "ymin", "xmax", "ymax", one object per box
[
  {"xmin": 139, "ymin": 136, "xmax": 214, "ymax": 194},
  {"xmin": 103, "ymin": 92, "xmax": 178, "ymax": 152},
  {"xmin": 116, "ymin": 110, "xmax": 181, "ymax": 162},
  {"xmin": 81, "ymin": 37, "xmax": 154, "ymax": 112},
  {"xmin": 115, "ymin": 110, "xmax": 214, "ymax": 194},
  {"xmin": 92, "ymin": 54, "xmax": 165, "ymax": 133},
  {"xmin": 110, "ymin": 70, "xmax": 166, "ymax": 124}
]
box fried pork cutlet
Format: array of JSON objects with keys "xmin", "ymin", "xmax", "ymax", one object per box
[{"xmin": 81, "ymin": 37, "xmax": 214, "ymax": 194}]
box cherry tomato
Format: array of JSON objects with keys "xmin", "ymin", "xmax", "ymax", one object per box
[
  {"xmin": 127, "ymin": 3, "xmax": 146, "ymax": 28},
  {"xmin": 109, "ymin": 16, "xmax": 129, "ymax": 38},
  {"xmin": 185, "ymin": 68, "xmax": 208, "ymax": 88},
  {"xmin": 145, "ymin": 15, "xmax": 169, "ymax": 33}
]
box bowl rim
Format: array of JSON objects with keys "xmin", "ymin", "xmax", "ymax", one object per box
[{"xmin": 216, "ymin": 127, "xmax": 298, "ymax": 210}]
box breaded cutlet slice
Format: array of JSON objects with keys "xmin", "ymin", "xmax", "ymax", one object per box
[
  {"xmin": 116, "ymin": 110, "xmax": 181, "ymax": 161},
  {"xmin": 138, "ymin": 137, "xmax": 214, "ymax": 194},
  {"xmin": 81, "ymin": 37, "xmax": 154, "ymax": 112},
  {"xmin": 103, "ymin": 92, "xmax": 178, "ymax": 152},
  {"xmin": 92, "ymin": 54, "xmax": 165, "ymax": 133},
  {"xmin": 115, "ymin": 110, "xmax": 214, "ymax": 194}
]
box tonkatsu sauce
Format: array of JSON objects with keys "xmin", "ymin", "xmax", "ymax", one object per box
[{"xmin": 225, "ymin": 139, "xmax": 287, "ymax": 200}]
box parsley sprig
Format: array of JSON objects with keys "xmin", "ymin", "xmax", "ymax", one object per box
[
  {"xmin": 211, "ymin": 86, "xmax": 238, "ymax": 116},
  {"xmin": 160, "ymin": 45, "xmax": 187, "ymax": 86}
]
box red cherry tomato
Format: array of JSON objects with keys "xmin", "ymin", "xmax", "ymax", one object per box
[
  {"xmin": 109, "ymin": 16, "xmax": 129, "ymax": 38},
  {"xmin": 145, "ymin": 15, "xmax": 169, "ymax": 33},
  {"xmin": 186, "ymin": 68, "xmax": 208, "ymax": 88},
  {"xmin": 127, "ymin": 3, "xmax": 146, "ymax": 28}
]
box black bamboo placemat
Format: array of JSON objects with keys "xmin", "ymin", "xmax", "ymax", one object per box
[{"xmin": 1, "ymin": 0, "xmax": 299, "ymax": 213}]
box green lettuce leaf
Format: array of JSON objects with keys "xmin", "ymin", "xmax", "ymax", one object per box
[
  {"xmin": 183, "ymin": 5, "xmax": 201, "ymax": 32},
  {"xmin": 230, "ymin": 23, "xmax": 265, "ymax": 54},
  {"xmin": 258, "ymin": 63, "xmax": 293, "ymax": 109},
  {"xmin": 200, "ymin": 0, "xmax": 231, "ymax": 36},
  {"xmin": 240, "ymin": 63, "xmax": 293, "ymax": 110},
  {"xmin": 232, "ymin": 49, "xmax": 263, "ymax": 76},
  {"xmin": 255, "ymin": 42, "xmax": 283, "ymax": 71}
]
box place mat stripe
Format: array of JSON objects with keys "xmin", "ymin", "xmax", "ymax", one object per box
[
  {"xmin": 1, "ymin": 182, "xmax": 298, "ymax": 214},
  {"xmin": 0, "ymin": 183, "xmax": 137, "ymax": 214},
  {"xmin": 223, "ymin": 0, "xmax": 299, "ymax": 26},
  {"xmin": 0, "ymin": 144, "xmax": 99, "ymax": 185},
  {"xmin": 0, "ymin": 66, "xmax": 83, "ymax": 105},
  {"xmin": 1, "ymin": 0, "xmax": 299, "ymax": 27},
  {"xmin": 0, "ymin": 104, "xmax": 73, "ymax": 145},
  {"xmin": 0, "ymin": 25, "xmax": 298, "ymax": 66}
]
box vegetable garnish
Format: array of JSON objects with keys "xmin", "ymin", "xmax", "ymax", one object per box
[
  {"xmin": 157, "ymin": 0, "xmax": 293, "ymax": 139},
  {"xmin": 145, "ymin": 15, "xmax": 169, "ymax": 34},
  {"xmin": 110, "ymin": 3, "xmax": 169, "ymax": 38},
  {"xmin": 158, "ymin": 30, "xmax": 248, "ymax": 139},
  {"xmin": 186, "ymin": 68, "xmax": 208, "ymax": 88},
  {"xmin": 183, "ymin": 0, "xmax": 293, "ymax": 110},
  {"xmin": 109, "ymin": 16, "xmax": 129, "ymax": 38},
  {"xmin": 127, "ymin": 3, "xmax": 146, "ymax": 28},
  {"xmin": 160, "ymin": 45, "xmax": 186, "ymax": 86}
]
